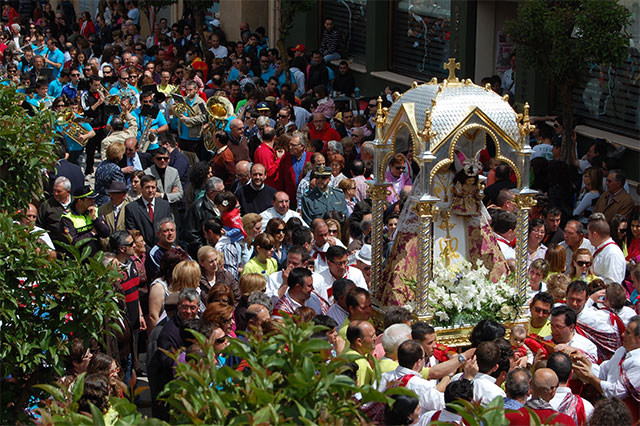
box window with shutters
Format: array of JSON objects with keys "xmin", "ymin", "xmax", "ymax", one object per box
[
  {"xmin": 390, "ymin": 0, "xmax": 451, "ymax": 80},
  {"xmin": 320, "ymin": 0, "xmax": 367, "ymax": 64}
]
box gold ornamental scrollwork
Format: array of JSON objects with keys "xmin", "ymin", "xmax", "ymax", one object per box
[
  {"xmin": 367, "ymin": 185, "xmax": 390, "ymax": 201},
  {"xmin": 415, "ymin": 202, "xmax": 438, "ymax": 218},
  {"xmin": 514, "ymin": 194, "xmax": 536, "ymax": 210}
]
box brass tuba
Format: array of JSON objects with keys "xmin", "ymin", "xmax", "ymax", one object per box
[
  {"xmin": 99, "ymin": 83, "xmax": 121, "ymax": 105},
  {"xmin": 204, "ymin": 95, "xmax": 234, "ymax": 151},
  {"xmin": 170, "ymin": 89, "xmax": 198, "ymax": 118},
  {"xmin": 56, "ymin": 109, "xmax": 88, "ymax": 146}
]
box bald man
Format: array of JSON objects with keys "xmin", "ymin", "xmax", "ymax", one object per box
[
  {"xmin": 260, "ymin": 191, "xmax": 306, "ymax": 231},
  {"xmin": 227, "ymin": 118, "xmax": 250, "ymax": 162},
  {"xmin": 506, "ymin": 369, "xmax": 575, "ymax": 426}
]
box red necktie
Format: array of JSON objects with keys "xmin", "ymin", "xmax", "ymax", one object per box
[{"xmin": 148, "ymin": 202, "xmax": 154, "ymax": 222}]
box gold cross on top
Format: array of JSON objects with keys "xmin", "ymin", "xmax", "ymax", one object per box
[{"xmin": 443, "ymin": 58, "xmax": 460, "ymax": 83}]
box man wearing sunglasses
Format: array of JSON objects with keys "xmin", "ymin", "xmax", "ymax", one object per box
[{"xmin": 61, "ymin": 68, "xmax": 81, "ymax": 100}]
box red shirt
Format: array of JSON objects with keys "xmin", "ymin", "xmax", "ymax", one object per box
[
  {"xmin": 506, "ymin": 407, "xmax": 575, "ymax": 426},
  {"xmin": 254, "ymin": 142, "xmax": 281, "ymax": 188},
  {"xmin": 308, "ymin": 125, "xmax": 341, "ymax": 152}
]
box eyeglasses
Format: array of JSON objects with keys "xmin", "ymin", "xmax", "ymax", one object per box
[
  {"xmin": 532, "ymin": 306, "xmax": 550, "ymax": 315},
  {"xmin": 214, "ymin": 337, "xmax": 227, "ymax": 344},
  {"xmin": 393, "ymin": 166, "xmax": 406, "ymax": 171},
  {"xmin": 327, "ymin": 229, "xmax": 338, "ymax": 234},
  {"xmin": 278, "ymin": 114, "xmax": 288, "ymax": 119},
  {"xmin": 221, "ymin": 317, "xmax": 234, "ymax": 324},
  {"xmin": 576, "ymin": 261, "xmax": 592, "ymax": 267},
  {"xmin": 155, "ymin": 157, "xmax": 170, "ymax": 161},
  {"xmin": 71, "ymin": 73, "xmax": 80, "ymax": 77},
  {"xmin": 273, "ymin": 228, "xmax": 286, "ymax": 234},
  {"xmin": 125, "ymin": 241, "xmax": 134, "ymax": 247}
]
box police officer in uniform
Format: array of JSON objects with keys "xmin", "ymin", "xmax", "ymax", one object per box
[
  {"xmin": 60, "ymin": 185, "xmax": 111, "ymax": 256},
  {"xmin": 300, "ymin": 166, "xmax": 349, "ymax": 225}
]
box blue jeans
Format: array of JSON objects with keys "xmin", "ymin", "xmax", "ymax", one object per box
[{"xmin": 324, "ymin": 53, "xmax": 341, "ymax": 63}]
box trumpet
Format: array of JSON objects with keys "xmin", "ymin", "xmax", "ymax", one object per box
[
  {"xmin": 99, "ymin": 83, "xmax": 122, "ymax": 105},
  {"xmin": 170, "ymin": 89, "xmax": 198, "ymax": 118}
]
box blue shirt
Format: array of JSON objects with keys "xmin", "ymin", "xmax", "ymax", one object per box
[
  {"xmin": 132, "ymin": 108, "xmax": 168, "ymax": 139},
  {"xmin": 32, "ymin": 44, "xmax": 48, "ymax": 57},
  {"xmin": 56, "ymin": 117, "xmax": 92, "ymax": 152},
  {"xmin": 46, "ymin": 48, "xmax": 65, "ymax": 80},
  {"xmin": 292, "ymin": 152, "xmax": 307, "ymax": 185},
  {"xmin": 260, "ymin": 67, "xmax": 276, "ymax": 84},
  {"xmin": 631, "ymin": 289, "xmax": 639, "ymax": 305},
  {"xmin": 48, "ymin": 78, "xmax": 65, "ymax": 98},
  {"xmin": 61, "ymin": 82, "xmax": 78, "ymax": 100},
  {"xmin": 179, "ymin": 97, "xmax": 200, "ymax": 141}
]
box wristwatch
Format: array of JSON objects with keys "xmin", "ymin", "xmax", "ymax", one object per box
[{"xmin": 457, "ymin": 354, "xmax": 466, "ymax": 364}]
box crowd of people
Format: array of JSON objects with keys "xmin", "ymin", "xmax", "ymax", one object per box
[{"xmin": 3, "ymin": 1, "xmax": 640, "ymax": 424}]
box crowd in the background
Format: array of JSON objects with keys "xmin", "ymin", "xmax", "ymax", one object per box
[{"xmin": 3, "ymin": 0, "xmax": 639, "ymax": 424}]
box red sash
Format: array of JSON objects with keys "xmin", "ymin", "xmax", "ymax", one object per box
[
  {"xmin": 593, "ymin": 241, "xmax": 617, "ymax": 258},
  {"xmin": 557, "ymin": 392, "xmax": 586, "ymax": 426},
  {"xmin": 496, "ymin": 236, "xmax": 516, "ymax": 248},
  {"xmin": 399, "ymin": 374, "xmax": 416, "ymax": 387}
]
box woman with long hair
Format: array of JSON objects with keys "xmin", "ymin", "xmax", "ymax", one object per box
[
  {"xmin": 610, "ymin": 214, "xmax": 629, "ymax": 258},
  {"xmin": 197, "ymin": 245, "xmax": 238, "ymax": 303},
  {"xmin": 265, "ymin": 218, "xmax": 288, "ymax": 269},
  {"xmin": 569, "ymin": 248, "xmax": 596, "ymax": 282},
  {"xmin": 626, "ymin": 211, "xmax": 640, "ymax": 262},
  {"xmin": 147, "ymin": 248, "xmax": 188, "ymax": 330},
  {"xmin": 573, "ymin": 167, "xmax": 603, "ymax": 224},
  {"xmin": 544, "ymin": 244, "xmax": 567, "ymax": 276}
]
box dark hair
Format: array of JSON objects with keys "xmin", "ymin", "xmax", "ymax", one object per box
[
  {"xmin": 566, "ymin": 280, "xmax": 588, "ymax": 297},
  {"xmin": 588, "ymin": 397, "xmax": 633, "ymax": 426},
  {"xmin": 531, "ymin": 291, "xmax": 554, "ymax": 307},
  {"xmin": 326, "ymin": 245, "xmax": 347, "ymax": 262},
  {"xmin": 203, "ymin": 217, "xmax": 223, "ymax": 235},
  {"xmin": 215, "ymin": 131, "xmax": 229, "ymax": 145},
  {"xmin": 332, "ymin": 278, "xmax": 356, "ymax": 300},
  {"xmin": 547, "ymin": 352, "xmax": 572, "ymax": 383},
  {"xmin": 470, "ymin": 319, "xmax": 506, "ymax": 347},
  {"xmin": 529, "ymin": 217, "xmax": 546, "ymax": 234},
  {"xmin": 291, "ymin": 228, "xmax": 312, "ymax": 246},
  {"xmin": 346, "ymin": 321, "xmax": 364, "ymax": 344},
  {"xmin": 610, "ymin": 214, "xmax": 629, "ymax": 248},
  {"xmin": 311, "ymin": 315, "xmax": 339, "ymax": 339},
  {"xmin": 345, "ymin": 287, "xmax": 369, "ymax": 310},
  {"xmin": 550, "ymin": 305, "xmax": 577, "ymax": 327},
  {"xmin": 63, "ymin": 338, "xmax": 87, "ymax": 375},
  {"xmin": 475, "ymin": 341, "xmax": 501, "ymax": 373},
  {"xmin": 411, "ymin": 321, "xmax": 435, "ymax": 341},
  {"xmin": 492, "ymin": 338, "xmax": 513, "ymax": 378},
  {"xmin": 384, "ymin": 394, "xmax": 419, "ymax": 426},
  {"xmin": 266, "ymin": 217, "xmax": 286, "ymax": 236},
  {"xmin": 288, "ymin": 267, "xmax": 312, "ymax": 289},
  {"xmin": 397, "ymin": 340, "xmax": 423, "ymax": 368},
  {"xmin": 495, "ymin": 163, "xmax": 511, "ymax": 181},
  {"xmin": 189, "ymin": 161, "xmax": 211, "ymax": 189},
  {"xmin": 78, "ymin": 373, "xmax": 110, "ymax": 414},
  {"xmin": 493, "ymin": 211, "xmax": 517, "ymax": 234},
  {"xmin": 157, "ymin": 247, "xmax": 189, "ymax": 282},
  {"xmin": 444, "ymin": 379, "xmax": 474, "ymax": 404},
  {"xmin": 384, "ymin": 306, "xmax": 412, "ymax": 329},
  {"xmin": 213, "ymin": 191, "xmax": 237, "ymax": 211},
  {"xmin": 140, "ymin": 174, "xmax": 157, "ymax": 186}
]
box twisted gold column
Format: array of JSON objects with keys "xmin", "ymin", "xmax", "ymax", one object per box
[
  {"xmin": 415, "ymin": 201, "xmax": 437, "ymax": 317},
  {"xmin": 368, "ymin": 184, "xmax": 390, "ymax": 298},
  {"xmin": 514, "ymin": 193, "xmax": 536, "ymax": 301}
]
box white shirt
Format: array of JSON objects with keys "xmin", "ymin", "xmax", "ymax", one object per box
[
  {"xmin": 419, "ymin": 410, "xmax": 462, "ymax": 426},
  {"xmin": 379, "ymin": 366, "xmax": 445, "ymax": 413},
  {"xmin": 495, "ymin": 232, "xmax": 515, "ymax": 260},
  {"xmin": 209, "ymin": 45, "xmax": 228, "ymax": 58},
  {"xmin": 259, "ymin": 207, "xmax": 307, "ymax": 232},
  {"xmin": 451, "ymin": 372, "xmax": 505, "ymax": 406},
  {"xmin": 531, "ymin": 143, "xmax": 553, "ymax": 161},
  {"xmin": 317, "ymin": 265, "xmax": 368, "ymax": 304},
  {"xmin": 311, "ymin": 240, "xmax": 345, "ymax": 273},
  {"xmin": 266, "ymin": 270, "xmax": 326, "ymax": 314},
  {"xmin": 560, "ymin": 238, "xmax": 594, "ymax": 274},
  {"xmin": 546, "ymin": 333, "xmax": 599, "ymax": 364},
  {"xmin": 616, "ymin": 306, "xmax": 637, "ymax": 325},
  {"xmin": 591, "ymin": 237, "xmax": 626, "ymax": 285},
  {"xmin": 595, "ymin": 347, "xmax": 640, "ymax": 400},
  {"xmin": 549, "ymin": 386, "xmax": 594, "ymax": 420}
]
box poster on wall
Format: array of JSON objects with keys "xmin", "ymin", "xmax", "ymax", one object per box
[{"xmin": 495, "ymin": 30, "xmax": 514, "ymax": 75}]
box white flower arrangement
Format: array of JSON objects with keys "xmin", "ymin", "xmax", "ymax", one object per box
[{"xmin": 425, "ymin": 254, "xmax": 525, "ymax": 327}]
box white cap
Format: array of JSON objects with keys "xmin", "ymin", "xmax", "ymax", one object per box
[
  {"xmin": 212, "ymin": 19, "xmax": 220, "ymax": 27},
  {"xmin": 356, "ymin": 244, "xmax": 371, "ymax": 266}
]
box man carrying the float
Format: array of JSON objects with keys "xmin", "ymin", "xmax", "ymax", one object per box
[
  {"xmin": 545, "ymin": 305, "xmax": 598, "ymax": 364},
  {"xmin": 573, "ymin": 315, "xmax": 640, "ymax": 423},
  {"xmin": 566, "ymin": 280, "xmax": 624, "ymax": 362}
]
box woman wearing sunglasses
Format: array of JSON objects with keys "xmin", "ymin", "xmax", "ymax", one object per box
[
  {"xmin": 569, "ymin": 248, "xmax": 596, "ymax": 282},
  {"xmin": 385, "ymin": 153, "xmax": 412, "ymax": 204}
]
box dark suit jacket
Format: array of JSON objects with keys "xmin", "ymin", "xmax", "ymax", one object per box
[
  {"xmin": 124, "ymin": 197, "xmax": 173, "ymax": 248},
  {"xmin": 51, "ymin": 159, "xmax": 85, "ymax": 194},
  {"xmin": 119, "ymin": 152, "xmax": 153, "ymax": 182}
]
